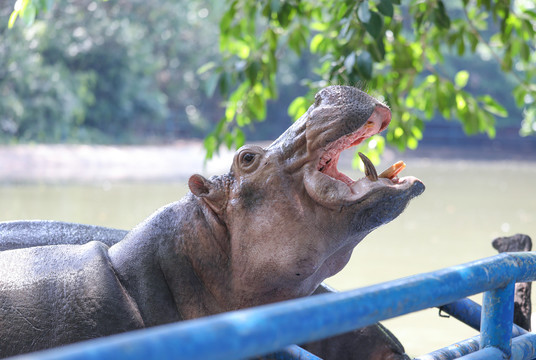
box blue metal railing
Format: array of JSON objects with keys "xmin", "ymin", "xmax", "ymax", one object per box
[{"xmin": 9, "ymin": 252, "xmax": 536, "ymax": 360}]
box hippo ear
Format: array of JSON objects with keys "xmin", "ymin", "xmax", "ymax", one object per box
[{"xmin": 188, "ymin": 174, "xmax": 226, "ymax": 213}]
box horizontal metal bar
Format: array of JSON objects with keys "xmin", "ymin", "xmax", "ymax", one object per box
[
  {"xmin": 438, "ymin": 297, "xmax": 527, "ymax": 336},
  {"xmin": 415, "ymin": 335, "xmax": 481, "ymax": 360},
  {"xmin": 456, "ymin": 347, "xmax": 505, "ymax": 360},
  {"xmin": 9, "ymin": 252, "xmax": 536, "ymax": 360},
  {"xmin": 456, "ymin": 332, "xmax": 536, "ymax": 360},
  {"xmin": 510, "ymin": 333, "xmax": 536, "ymax": 360},
  {"xmin": 439, "ymin": 298, "xmax": 482, "ymax": 331}
]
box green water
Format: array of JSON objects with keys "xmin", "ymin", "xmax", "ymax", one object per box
[{"xmin": 1, "ymin": 159, "xmax": 535, "ymax": 356}]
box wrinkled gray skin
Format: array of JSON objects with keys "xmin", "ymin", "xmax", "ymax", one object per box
[
  {"xmin": 0, "ymin": 220, "xmax": 126, "ymax": 251},
  {"xmin": 0, "ymin": 86, "xmax": 424, "ymax": 359}
]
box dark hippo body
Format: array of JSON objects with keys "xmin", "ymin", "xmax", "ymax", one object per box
[
  {"xmin": 0, "ymin": 86, "xmax": 424, "ymax": 359},
  {"xmin": 0, "ymin": 242, "xmax": 143, "ymax": 352},
  {"xmin": 0, "ymin": 220, "xmax": 126, "ymax": 251}
]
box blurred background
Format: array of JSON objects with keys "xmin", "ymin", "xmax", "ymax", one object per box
[{"xmin": 1, "ymin": 0, "xmax": 536, "ymax": 357}]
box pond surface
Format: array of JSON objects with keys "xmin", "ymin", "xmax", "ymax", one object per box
[{"xmin": 1, "ymin": 158, "xmax": 535, "ymax": 356}]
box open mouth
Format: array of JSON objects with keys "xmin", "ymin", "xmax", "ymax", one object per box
[{"xmin": 316, "ymin": 117, "xmax": 406, "ymax": 194}]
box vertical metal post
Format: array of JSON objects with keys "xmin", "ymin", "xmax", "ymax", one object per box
[{"xmin": 480, "ymin": 281, "xmax": 515, "ymax": 357}]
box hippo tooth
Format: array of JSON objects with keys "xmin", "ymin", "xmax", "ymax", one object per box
[
  {"xmin": 378, "ymin": 161, "xmax": 406, "ymax": 180},
  {"xmin": 358, "ymin": 152, "xmax": 378, "ymax": 181}
]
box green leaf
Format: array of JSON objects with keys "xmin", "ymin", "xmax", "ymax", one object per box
[
  {"xmin": 248, "ymin": 92, "xmax": 266, "ymax": 119},
  {"xmin": 411, "ymin": 126, "xmax": 423, "ymax": 140},
  {"xmin": 21, "ymin": 1, "xmax": 36, "ymax": 26},
  {"xmin": 220, "ymin": 8, "xmax": 234, "ymax": 33},
  {"xmin": 277, "ymin": 2, "xmax": 293, "ymax": 28},
  {"xmin": 288, "ymin": 96, "xmax": 308, "ymax": 120},
  {"xmin": 407, "ymin": 136, "xmax": 418, "ymax": 150},
  {"xmin": 365, "ymin": 11, "xmax": 383, "ymax": 38},
  {"xmin": 455, "ymin": 93, "xmax": 467, "ymax": 112},
  {"xmin": 8, "ymin": 10, "xmax": 19, "ymax": 28},
  {"xmin": 433, "ymin": 1, "xmax": 451, "ymax": 29},
  {"xmin": 454, "ymin": 70, "xmax": 470, "ymax": 88},
  {"xmin": 246, "ymin": 61, "xmax": 260, "ymax": 85},
  {"xmin": 197, "ymin": 62, "xmax": 216, "ymax": 75},
  {"xmin": 310, "ymin": 34, "xmax": 325, "ymax": 53},
  {"xmin": 224, "ymin": 132, "xmax": 234, "ymax": 149},
  {"xmin": 357, "ymin": 1, "xmax": 371, "ymax": 23},
  {"xmin": 288, "ymin": 27, "xmax": 307, "ymax": 55},
  {"xmin": 204, "ymin": 73, "xmax": 220, "ymax": 97},
  {"xmin": 218, "ymin": 72, "xmax": 230, "ymax": 97},
  {"xmin": 378, "ymin": 0, "xmax": 394, "ymax": 18},
  {"xmin": 204, "ymin": 134, "xmax": 219, "ymax": 160},
  {"xmin": 234, "ymin": 128, "xmax": 246, "ymax": 148},
  {"xmin": 512, "ymin": 85, "xmax": 526, "ymax": 108},
  {"xmin": 357, "ymin": 51, "xmax": 373, "ymax": 79},
  {"xmin": 478, "ymin": 95, "xmax": 508, "ymax": 117}
]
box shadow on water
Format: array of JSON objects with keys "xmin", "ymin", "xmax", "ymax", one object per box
[{"xmin": 0, "ymin": 144, "xmax": 535, "ymax": 356}]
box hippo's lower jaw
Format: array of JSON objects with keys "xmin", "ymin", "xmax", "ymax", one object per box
[{"xmin": 304, "ymin": 103, "xmax": 423, "ymax": 210}]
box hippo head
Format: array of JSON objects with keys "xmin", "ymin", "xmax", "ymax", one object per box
[{"xmin": 188, "ymin": 86, "xmax": 424, "ymax": 308}]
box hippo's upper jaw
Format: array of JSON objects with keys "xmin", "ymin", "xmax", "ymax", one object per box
[{"xmin": 293, "ymin": 86, "xmax": 424, "ymax": 211}]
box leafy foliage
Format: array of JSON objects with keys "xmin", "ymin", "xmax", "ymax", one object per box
[
  {"xmin": 205, "ymin": 0, "xmax": 536, "ymax": 160},
  {"xmin": 6, "ymin": 0, "xmax": 536, "ymax": 154},
  {"xmin": 2, "ymin": 0, "xmax": 221, "ymax": 143}
]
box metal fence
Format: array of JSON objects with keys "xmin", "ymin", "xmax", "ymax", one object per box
[{"xmin": 9, "ymin": 252, "xmax": 536, "ymax": 360}]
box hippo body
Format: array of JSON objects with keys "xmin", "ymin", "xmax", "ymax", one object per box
[
  {"xmin": 0, "ymin": 242, "xmax": 143, "ymax": 355},
  {"xmin": 0, "ymin": 220, "xmax": 127, "ymax": 251},
  {"xmin": 0, "ymin": 86, "xmax": 424, "ymax": 359}
]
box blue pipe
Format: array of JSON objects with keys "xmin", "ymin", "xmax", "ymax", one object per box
[
  {"xmin": 439, "ymin": 298, "xmax": 482, "ymax": 331},
  {"xmin": 8, "ymin": 252, "xmax": 536, "ymax": 360},
  {"xmin": 456, "ymin": 332, "xmax": 536, "ymax": 359},
  {"xmin": 438, "ymin": 297, "xmax": 527, "ymax": 337},
  {"xmin": 480, "ymin": 282, "xmax": 515, "ymax": 357},
  {"xmin": 418, "ymin": 296, "xmax": 529, "ymax": 359},
  {"xmin": 510, "ymin": 333, "xmax": 536, "ymax": 360},
  {"xmin": 415, "ymin": 335, "xmax": 481, "ymax": 360}
]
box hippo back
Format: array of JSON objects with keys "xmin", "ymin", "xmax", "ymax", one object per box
[
  {"xmin": 0, "ymin": 241, "xmax": 144, "ymax": 357},
  {"xmin": 0, "ymin": 220, "xmax": 127, "ymax": 251}
]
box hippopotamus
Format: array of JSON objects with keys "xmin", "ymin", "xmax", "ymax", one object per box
[{"xmin": 0, "ymin": 85, "xmax": 424, "ymax": 359}]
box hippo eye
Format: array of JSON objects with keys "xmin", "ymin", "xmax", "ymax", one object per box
[
  {"xmin": 236, "ymin": 146, "xmax": 264, "ymax": 173},
  {"xmin": 241, "ymin": 152, "xmax": 255, "ymax": 164}
]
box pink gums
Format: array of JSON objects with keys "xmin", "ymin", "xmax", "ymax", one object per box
[
  {"xmin": 317, "ymin": 132, "xmax": 367, "ymax": 186},
  {"xmin": 317, "ymin": 106, "xmax": 388, "ymax": 185}
]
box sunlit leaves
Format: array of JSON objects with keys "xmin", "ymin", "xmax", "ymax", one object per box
[
  {"xmin": 206, "ymin": 0, "xmax": 535, "ymax": 159},
  {"xmin": 454, "ymin": 70, "xmax": 469, "ymax": 89},
  {"xmin": 9, "ymin": 0, "xmax": 39, "ymax": 28},
  {"xmin": 478, "ymin": 95, "xmax": 508, "ymax": 118},
  {"xmin": 520, "ymin": 107, "xmax": 536, "ymax": 136},
  {"xmin": 288, "ymin": 96, "xmax": 309, "ymax": 121}
]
